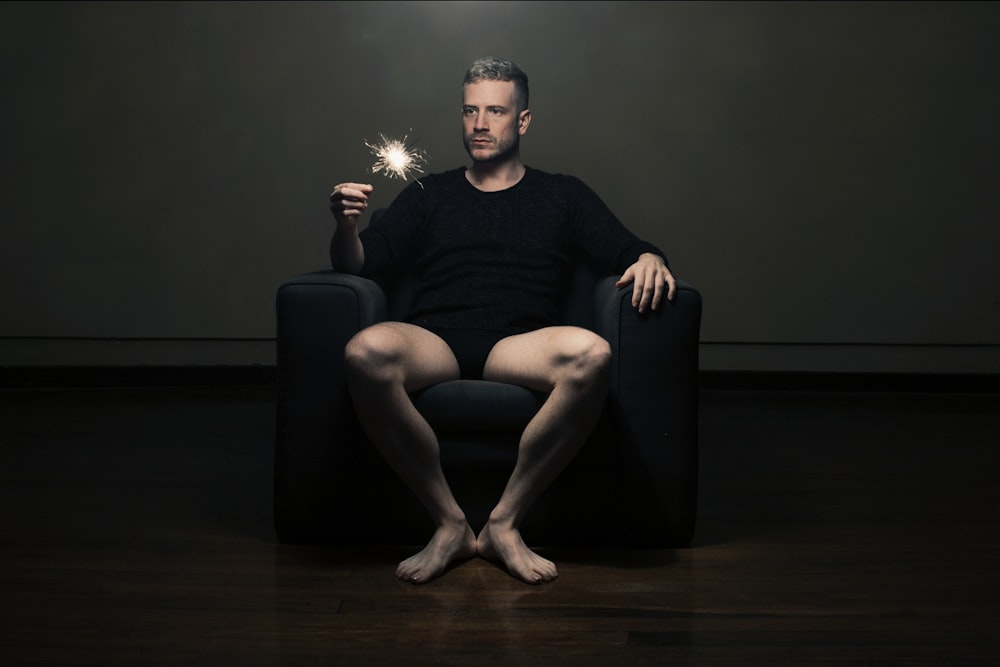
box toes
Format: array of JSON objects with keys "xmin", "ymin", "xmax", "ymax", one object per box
[
  {"xmin": 530, "ymin": 557, "xmax": 558, "ymax": 583},
  {"xmin": 396, "ymin": 568, "xmax": 423, "ymax": 584},
  {"xmin": 395, "ymin": 558, "xmax": 423, "ymax": 583},
  {"xmin": 533, "ymin": 568, "xmax": 557, "ymax": 584}
]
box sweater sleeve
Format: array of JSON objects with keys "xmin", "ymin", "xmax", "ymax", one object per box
[
  {"xmin": 566, "ymin": 176, "xmax": 668, "ymax": 274},
  {"xmin": 355, "ymin": 180, "xmax": 429, "ymax": 283}
]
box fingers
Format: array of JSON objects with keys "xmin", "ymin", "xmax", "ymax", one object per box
[
  {"xmin": 633, "ymin": 273, "xmax": 660, "ymax": 314},
  {"xmin": 645, "ymin": 268, "xmax": 677, "ymax": 311},
  {"xmin": 621, "ymin": 265, "xmax": 677, "ymax": 313},
  {"xmin": 330, "ymin": 182, "xmax": 374, "ymax": 202},
  {"xmin": 329, "ymin": 182, "xmax": 374, "ymax": 222}
]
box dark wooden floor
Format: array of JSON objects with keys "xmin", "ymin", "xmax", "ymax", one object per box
[{"xmin": 1, "ymin": 384, "xmax": 998, "ymax": 665}]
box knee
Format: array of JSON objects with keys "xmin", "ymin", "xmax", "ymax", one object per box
[
  {"xmin": 344, "ymin": 329, "xmax": 401, "ymax": 384},
  {"xmin": 561, "ymin": 332, "xmax": 612, "ymax": 388}
]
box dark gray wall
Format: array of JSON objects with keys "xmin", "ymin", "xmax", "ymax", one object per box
[{"xmin": 2, "ymin": 2, "xmax": 998, "ymax": 370}]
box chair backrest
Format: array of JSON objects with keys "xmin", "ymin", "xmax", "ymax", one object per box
[{"xmin": 371, "ymin": 209, "xmax": 603, "ymax": 330}]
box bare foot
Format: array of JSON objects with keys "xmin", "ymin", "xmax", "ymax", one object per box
[
  {"xmin": 477, "ymin": 521, "xmax": 558, "ymax": 584},
  {"xmin": 396, "ymin": 520, "xmax": 477, "ymax": 584}
]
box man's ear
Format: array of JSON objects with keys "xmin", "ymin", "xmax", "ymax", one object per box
[{"xmin": 518, "ymin": 109, "xmax": 531, "ymax": 136}]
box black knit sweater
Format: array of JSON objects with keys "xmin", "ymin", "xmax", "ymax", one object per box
[{"xmin": 354, "ymin": 167, "xmax": 666, "ymax": 334}]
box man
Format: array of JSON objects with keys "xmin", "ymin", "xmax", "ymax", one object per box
[{"xmin": 329, "ymin": 57, "xmax": 675, "ymax": 585}]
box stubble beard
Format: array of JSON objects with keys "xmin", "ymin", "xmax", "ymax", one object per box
[{"xmin": 464, "ymin": 133, "xmax": 519, "ymax": 165}]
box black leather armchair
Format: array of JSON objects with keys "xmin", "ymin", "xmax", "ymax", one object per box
[{"xmin": 274, "ymin": 230, "xmax": 703, "ymax": 547}]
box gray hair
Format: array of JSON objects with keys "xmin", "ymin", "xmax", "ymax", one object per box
[{"xmin": 463, "ymin": 57, "xmax": 529, "ymax": 112}]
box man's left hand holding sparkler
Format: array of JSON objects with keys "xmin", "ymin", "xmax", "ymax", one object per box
[{"xmin": 329, "ymin": 182, "xmax": 372, "ymax": 274}]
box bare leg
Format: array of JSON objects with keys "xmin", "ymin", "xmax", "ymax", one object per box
[
  {"xmin": 344, "ymin": 322, "xmax": 477, "ymax": 583},
  {"xmin": 477, "ymin": 326, "xmax": 612, "ymax": 584}
]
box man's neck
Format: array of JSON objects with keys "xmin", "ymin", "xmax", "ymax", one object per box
[{"xmin": 465, "ymin": 159, "xmax": 526, "ymax": 193}]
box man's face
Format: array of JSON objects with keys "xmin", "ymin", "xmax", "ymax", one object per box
[{"xmin": 462, "ymin": 80, "xmax": 530, "ymax": 164}]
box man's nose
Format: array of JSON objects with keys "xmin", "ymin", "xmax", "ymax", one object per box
[{"xmin": 473, "ymin": 112, "xmax": 489, "ymax": 131}]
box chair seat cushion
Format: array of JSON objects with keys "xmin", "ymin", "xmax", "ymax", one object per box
[{"xmin": 412, "ymin": 380, "xmax": 544, "ymax": 433}]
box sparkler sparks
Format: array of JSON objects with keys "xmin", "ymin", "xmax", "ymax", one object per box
[{"xmin": 365, "ymin": 133, "xmax": 429, "ymax": 183}]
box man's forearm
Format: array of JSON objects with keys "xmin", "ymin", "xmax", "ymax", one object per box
[{"xmin": 331, "ymin": 224, "xmax": 365, "ymax": 274}]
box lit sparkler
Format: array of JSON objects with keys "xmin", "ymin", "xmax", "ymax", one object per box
[{"xmin": 365, "ymin": 132, "xmax": 429, "ymax": 183}]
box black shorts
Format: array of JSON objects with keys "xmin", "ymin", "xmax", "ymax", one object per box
[{"xmin": 420, "ymin": 325, "xmax": 508, "ymax": 380}]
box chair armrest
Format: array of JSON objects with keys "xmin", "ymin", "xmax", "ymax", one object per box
[
  {"xmin": 276, "ymin": 270, "xmax": 387, "ymax": 403},
  {"xmin": 591, "ymin": 276, "xmax": 703, "ymax": 545},
  {"xmin": 274, "ymin": 270, "xmax": 387, "ymax": 541},
  {"xmin": 592, "ymin": 276, "xmax": 702, "ymax": 414}
]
